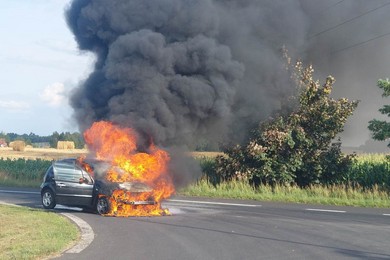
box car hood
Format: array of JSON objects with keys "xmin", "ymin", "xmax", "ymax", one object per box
[
  {"xmin": 96, "ymin": 180, "xmax": 153, "ymax": 193},
  {"xmin": 117, "ymin": 182, "xmax": 153, "ymax": 192}
]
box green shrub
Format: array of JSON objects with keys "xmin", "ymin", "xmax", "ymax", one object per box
[
  {"xmin": 215, "ymin": 54, "xmax": 358, "ymax": 187},
  {"xmin": 197, "ymin": 157, "xmax": 219, "ymax": 185}
]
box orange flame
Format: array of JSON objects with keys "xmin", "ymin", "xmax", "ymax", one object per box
[{"xmin": 84, "ymin": 121, "xmax": 174, "ymax": 217}]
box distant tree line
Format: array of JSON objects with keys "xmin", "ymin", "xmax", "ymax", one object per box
[{"xmin": 0, "ymin": 131, "xmax": 85, "ymax": 149}]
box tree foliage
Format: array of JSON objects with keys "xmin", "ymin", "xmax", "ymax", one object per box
[
  {"xmin": 216, "ymin": 55, "xmax": 359, "ymax": 187},
  {"xmin": 368, "ymin": 79, "xmax": 390, "ymax": 146}
]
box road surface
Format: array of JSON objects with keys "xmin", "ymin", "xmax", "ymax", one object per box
[{"xmin": 0, "ymin": 187, "xmax": 389, "ymax": 259}]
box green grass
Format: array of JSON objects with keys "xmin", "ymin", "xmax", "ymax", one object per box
[
  {"xmin": 179, "ymin": 179, "xmax": 390, "ymax": 208},
  {"xmin": 0, "ymin": 204, "xmax": 79, "ymax": 260},
  {"xmin": 0, "ymin": 172, "xmax": 41, "ymax": 187}
]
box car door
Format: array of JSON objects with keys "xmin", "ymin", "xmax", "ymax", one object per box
[
  {"xmin": 54, "ymin": 163, "xmax": 93, "ymax": 207},
  {"xmin": 74, "ymin": 166, "xmax": 94, "ymax": 206}
]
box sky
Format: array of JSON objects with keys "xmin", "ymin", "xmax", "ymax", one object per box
[
  {"xmin": 0, "ymin": 0, "xmax": 94, "ymax": 136},
  {"xmin": 0, "ymin": 0, "xmax": 389, "ymax": 150}
]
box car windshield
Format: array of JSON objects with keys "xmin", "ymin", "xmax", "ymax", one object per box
[{"xmin": 76, "ymin": 158, "xmax": 111, "ymax": 180}]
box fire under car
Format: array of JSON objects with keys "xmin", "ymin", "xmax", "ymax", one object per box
[{"xmin": 40, "ymin": 158, "xmax": 156, "ymax": 215}]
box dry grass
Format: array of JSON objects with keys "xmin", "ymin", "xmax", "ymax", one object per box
[
  {"xmin": 57, "ymin": 141, "xmax": 75, "ymax": 150},
  {"xmin": 0, "ymin": 147, "xmax": 221, "ymax": 161},
  {"xmin": 0, "ymin": 147, "xmax": 220, "ymax": 160},
  {"xmin": 0, "ymin": 147, "xmax": 88, "ymax": 160},
  {"xmin": 9, "ymin": 141, "xmax": 26, "ymax": 152}
]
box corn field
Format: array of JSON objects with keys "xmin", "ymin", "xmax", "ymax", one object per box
[
  {"xmin": 347, "ymin": 154, "xmax": 390, "ymax": 189},
  {"xmin": 197, "ymin": 154, "xmax": 390, "ymax": 189},
  {"xmin": 0, "ymin": 158, "xmax": 51, "ymax": 181}
]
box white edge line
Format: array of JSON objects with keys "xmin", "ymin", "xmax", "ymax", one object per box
[
  {"xmin": 383, "ymin": 214, "xmax": 390, "ymax": 216},
  {"xmin": 61, "ymin": 213, "xmax": 94, "ymax": 254},
  {"xmin": 167, "ymin": 199, "xmax": 261, "ymax": 207},
  {"xmin": 306, "ymin": 208, "xmax": 346, "ymax": 213},
  {"xmin": 0, "ymin": 189, "xmax": 40, "ymax": 195}
]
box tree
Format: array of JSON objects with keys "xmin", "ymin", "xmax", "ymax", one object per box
[
  {"xmin": 49, "ymin": 131, "xmax": 85, "ymax": 148},
  {"xmin": 368, "ymin": 79, "xmax": 390, "ymax": 147},
  {"xmin": 0, "ymin": 132, "xmax": 10, "ymax": 144},
  {"xmin": 49, "ymin": 131, "xmax": 60, "ymax": 148},
  {"xmin": 215, "ymin": 55, "xmax": 358, "ymax": 187}
]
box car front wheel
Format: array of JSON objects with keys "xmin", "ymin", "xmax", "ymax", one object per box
[
  {"xmin": 96, "ymin": 197, "xmax": 110, "ymax": 215},
  {"xmin": 42, "ymin": 189, "xmax": 56, "ymax": 209}
]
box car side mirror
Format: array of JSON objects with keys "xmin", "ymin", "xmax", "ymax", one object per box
[{"xmin": 79, "ymin": 177, "xmax": 88, "ymax": 184}]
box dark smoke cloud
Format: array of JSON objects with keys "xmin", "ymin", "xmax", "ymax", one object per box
[
  {"xmin": 66, "ymin": 0, "xmax": 308, "ymax": 148},
  {"xmin": 302, "ymin": 0, "xmax": 390, "ymax": 148},
  {"xmin": 66, "ymin": 0, "xmax": 390, "ymax": 151}
]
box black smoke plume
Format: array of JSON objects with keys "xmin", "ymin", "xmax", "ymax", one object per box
[
  {"xmin": 65, "ymin": 0, "xmax": 308, "ymax": 149},
  {"xmin": 66, "ymin": 0, "xmax": 390, "ymax": 153}
]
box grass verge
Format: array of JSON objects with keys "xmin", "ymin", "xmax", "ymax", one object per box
[
  {"xmin": 0, "ymin": 172, "xmax": 41, "ymax": 188},
  {"xmin": 179, "ymin": 179, "xmax": 390, "ymax": 208},
  {"xmin": 0, "ymin": 204, "xmax": 79, "ymax": 260}
]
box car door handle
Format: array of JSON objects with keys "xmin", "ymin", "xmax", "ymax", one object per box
[{"xmin": 57, "ymin": 183, "xmax": 66, "ymax": 187}]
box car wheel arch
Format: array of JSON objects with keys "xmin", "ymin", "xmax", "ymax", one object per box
[{"xmin": 96, "ymin": 196, "xmax": 111, "ymax": 215}]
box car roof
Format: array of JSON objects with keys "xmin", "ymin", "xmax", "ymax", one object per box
[
  {"xmin": 53, "ymin": 158, "xmax": 76, "ymax": 167},
  {"xmin": 53, "ymin": 158, "xmax": 111, "ymax": 174},
  {"xmin": 53, "ymin": 158, "xmax": 107, "ymax": 166}
]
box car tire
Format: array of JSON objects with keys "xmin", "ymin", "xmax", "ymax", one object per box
[
  {"xmin": 42, "ymin": 189, "xmax": 56, "ymax": 209},
  {"xmin": 96, "ymin": 196, "xmax": 110, "ymax": 215}
]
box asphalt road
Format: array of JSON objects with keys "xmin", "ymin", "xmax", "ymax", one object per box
[{"xmin": 0, "ymin": 187, "xmax": 389, "ymax": 260}]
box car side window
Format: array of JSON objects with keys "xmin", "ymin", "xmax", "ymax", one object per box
[
  {"xmin": 73, "ymin": 168, "xmax": 83, "ymax": 182},
  {"xmin": 54, "ymin": 165, "xmax": 83, "ymax": 183},
  {"xmin": 76, "ymin": 166, "xmax": 93, "ymax": 184},
  {"xmin": 45, "ymin": 166, "xmax": 54, "ymax": 182}
]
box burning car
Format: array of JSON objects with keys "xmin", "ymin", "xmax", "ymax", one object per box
[
  {"xmin": 40, "ymin": 121, "xmax": 174, "ymax": 217},
  {"xmin": 40, "ymin": 158, "xmax": 157, "ymax": 215}
]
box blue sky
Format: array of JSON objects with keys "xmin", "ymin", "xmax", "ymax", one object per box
[{"xmin": 0, "ymin": 0, "xmax": 94, "ymax": 135}]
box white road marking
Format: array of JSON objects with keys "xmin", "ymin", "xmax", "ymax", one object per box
[
  {"xmin": 306, "ymin": 208, "xmax": 346, "ymax": 213},
  {"xmin": 0, "ymin": 189, "xmax": 40, "ymax": 195},
  {"xmin": 167, "ymin": 199, "xmax": 261, "ymax": 207},
  {"xmin": 166, "ymin": 207, "xmax": 184, "ymax": 214},
  {"xmin": 61, "ymin": 213, "xmax": 94, "ymax": 254},
  {"xmin": 383, "ymin": 214, "xmax": 390, "ymax": 216},
  {"xmin": 56, "ymin": 205, "xmax": 83, "ymax": 211}
]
